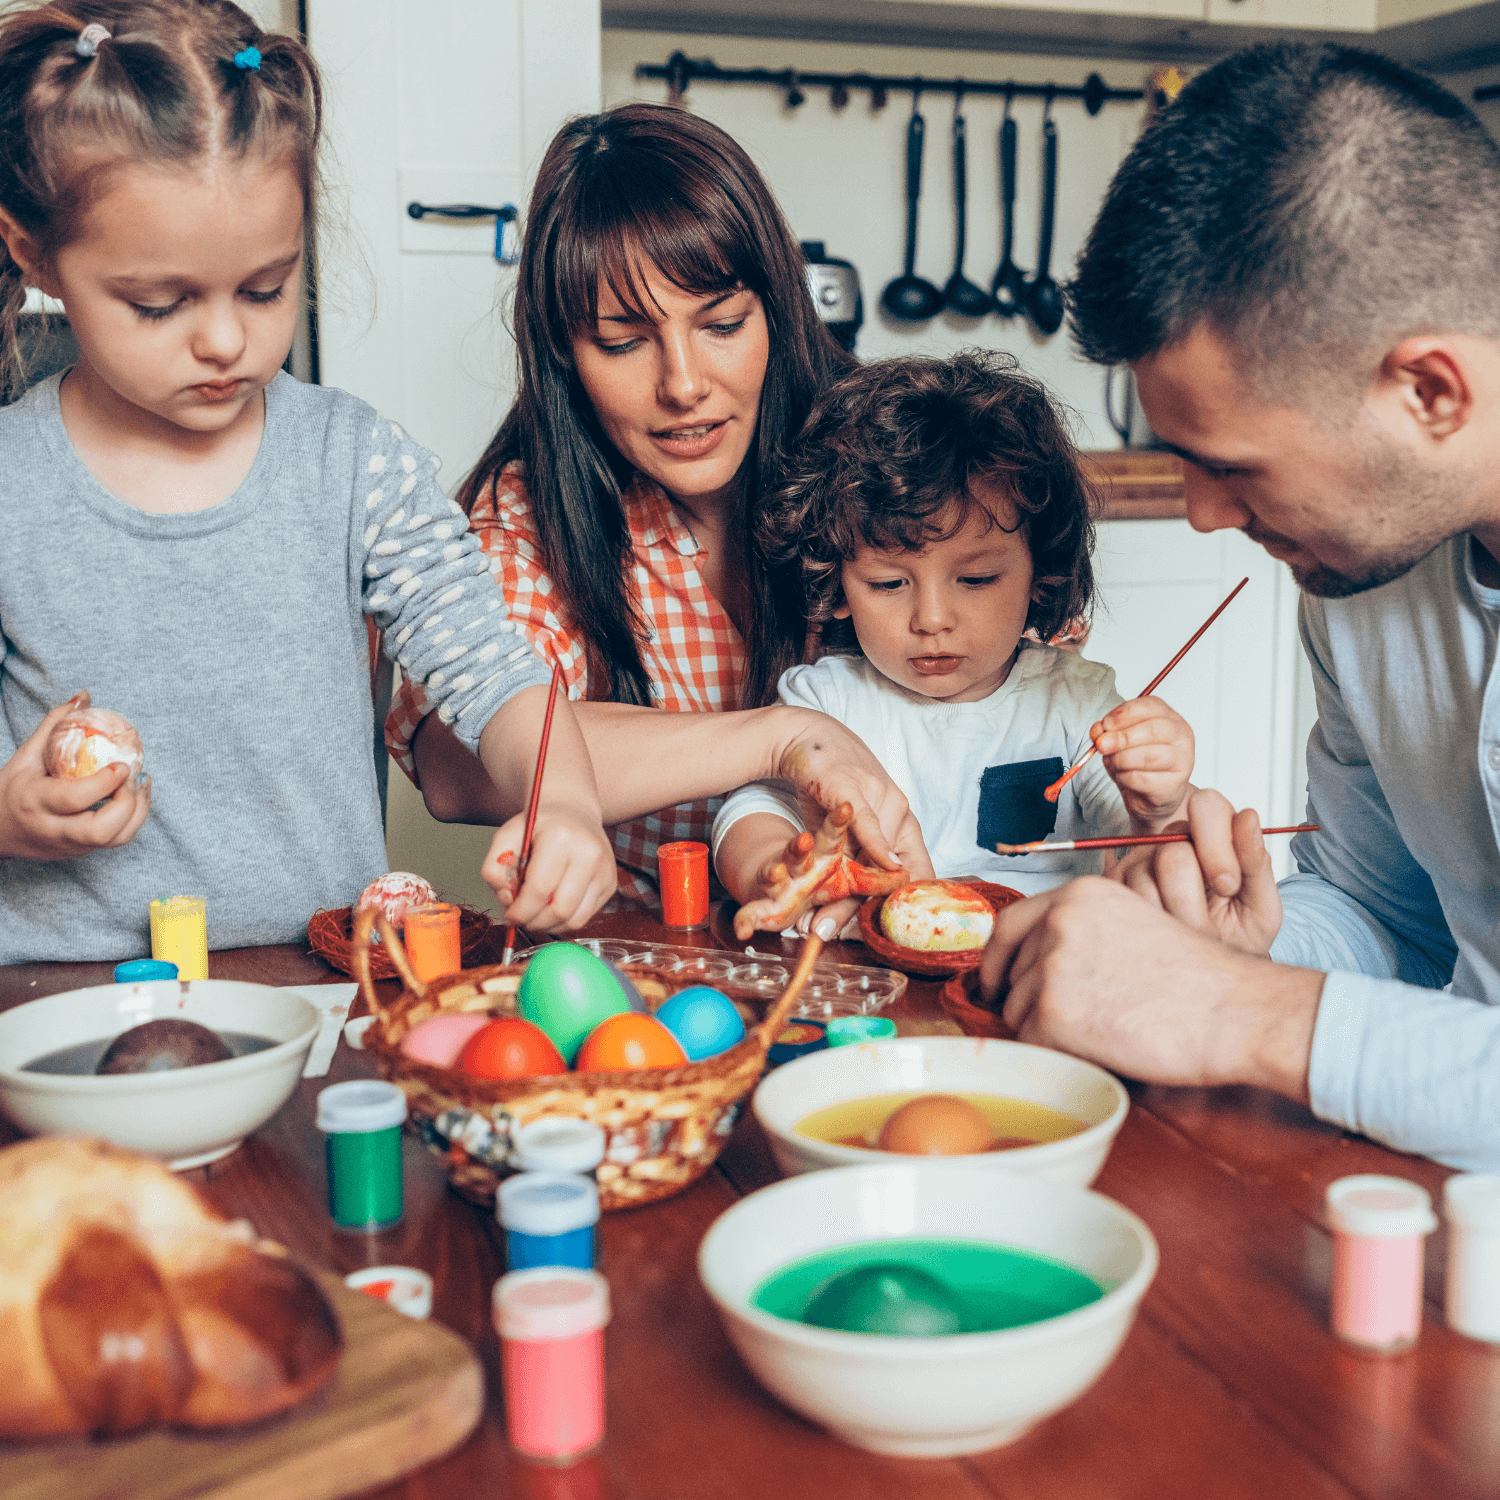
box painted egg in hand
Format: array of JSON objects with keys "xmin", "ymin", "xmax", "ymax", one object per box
[
  {"xmin": 574, "ymin": 1013, "xmax": 688, "ymax": 1073},
  {"xmin": 460, "ymin": 1018, "xmax": 567, "ymax": 1080},
  {"xmin": 44, "ymin": 706, "xmax": 144, "ymax": 780},
  {"xmin": 399, "ymin": 1012, "xmax": 490, "ymax": 1069},
  {"xmin": 654, "ymin": 985, "xmax": 745, "ymax": 1061},
  {"xmin": 518, "ymin": 944, "xmax": 631, "ymax": 1065}
]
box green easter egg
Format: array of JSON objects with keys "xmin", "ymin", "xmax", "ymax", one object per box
[
  {"xmin": 802, "ymin": 1263, "xmax": 962, "ymax": 1338},
  {"xmin": 517, "ymin": 944, "xmax": 631, "ymax": 1065}
]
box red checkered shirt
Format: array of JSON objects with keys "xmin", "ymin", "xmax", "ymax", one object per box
[{"xmin": 386, "ymin": 464, "xmax": 744, "ymax": 909}]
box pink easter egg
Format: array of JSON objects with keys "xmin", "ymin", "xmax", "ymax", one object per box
[{"xmin": 398, "ymin": 1012, "xmax": 491, "ymax": 1069}]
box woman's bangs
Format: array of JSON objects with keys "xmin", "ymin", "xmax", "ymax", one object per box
[{"xmin": 551, "ymin": 185, "xmax": 754, "ymax": 342}]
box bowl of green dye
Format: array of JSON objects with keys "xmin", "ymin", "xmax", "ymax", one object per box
[{"xmin": 698, "ymin": 1161, "xmax": 1157, "ymax": 1457}]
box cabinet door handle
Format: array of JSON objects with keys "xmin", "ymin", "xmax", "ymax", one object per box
[{"xmin": 405, "ymin": 201, "xmax": 519, "ymax": 264}]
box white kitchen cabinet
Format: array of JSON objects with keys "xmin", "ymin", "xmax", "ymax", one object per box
[
  {"xmin": 1085, "ymin": 518, "xmax": 1311, "ymax": 879},
  {"xmin": 1204, "ymin": 0, "xmax": 1377, "ymax": 27}
]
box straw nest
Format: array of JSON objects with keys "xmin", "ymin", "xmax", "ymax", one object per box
[
  {"xmin": 308, "ymin": 903, "xmax": 500, "ymax": 980},
  {"xmin": 351, "ymin": 907, "xmax": 821, "ymax": 1212}
]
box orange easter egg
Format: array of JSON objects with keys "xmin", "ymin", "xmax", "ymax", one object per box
[
  {"xmin": 575, "ymin": 1013, "xmax": 688, "ymax": 1073},
  {"xmin": 460, "ymin": 1018, "xmax": 567, "ymax": 1080}
]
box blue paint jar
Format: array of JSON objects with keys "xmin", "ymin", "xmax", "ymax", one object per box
[
  {"xmin": 114, "ymin": 959, "xmax": 178, "ymax": 983},
  {"xmin": 497, "ymin": 1171, "xmax": 600, "ymax": 1271}
]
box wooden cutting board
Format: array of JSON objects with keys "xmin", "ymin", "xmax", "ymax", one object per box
[{"xmin": 0, "ymin": 1273, "xmax": 484, "ymax": 1500}]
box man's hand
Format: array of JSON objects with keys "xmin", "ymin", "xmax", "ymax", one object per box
[
  {"xmin": 1091, "ymin": 694, "xmax": 1195, "ymax": 830},
  {"xmin": 977, "ymin": 876, "xmax": 1320, "ymax": 1101},
  {"xmin": 774, "ymin": 709, "xmax": 935, "ymax": 883},
  {"xmin": 0, "ymin": 693, "xmax": 152, "ymax": 860},
  {"xmin": 1106, "ymin": 788, "xmax": 1283, "ymax": 955}
]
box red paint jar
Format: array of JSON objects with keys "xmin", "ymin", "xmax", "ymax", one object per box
[
  {"xmin": 1326, "ymin": 1174, "xmax": 1437, "ymax": 1353},
  {"xmin": 494, "ymin": 1267, "xmax": 610, "ymax": 1462},
  {"xmin": 658, "ymin": 841, "xmax": 709, "ymax": 929}
]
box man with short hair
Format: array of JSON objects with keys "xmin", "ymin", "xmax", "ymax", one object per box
[{"xmin": 980, "ymin": 42, "xmax": 1500, "ymax": 1168}]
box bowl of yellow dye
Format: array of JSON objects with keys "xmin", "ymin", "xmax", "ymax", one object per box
[
  {"xmin": 752, "ymin": 1035, "xmax": 1128, "ymax": 1186},
  {"xmin": 698, "ymin": 1161, "xmax": 1157, "ymax": 1456}
]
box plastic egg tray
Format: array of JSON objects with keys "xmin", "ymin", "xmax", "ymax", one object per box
[{"xmin": 509, "ymin": 939, "xmax": 906, "ymax": 1019}]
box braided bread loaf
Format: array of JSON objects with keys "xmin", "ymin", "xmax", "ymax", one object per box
[{"xmin": 0, "ymin": 1137, "xmax": 342, "ymax": 1440}]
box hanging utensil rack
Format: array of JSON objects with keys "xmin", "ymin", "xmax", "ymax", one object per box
[{"xmin": 637, "ymin": 51, "xmax": 1142, "ymax": 116}]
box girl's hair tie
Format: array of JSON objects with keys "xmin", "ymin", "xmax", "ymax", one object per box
[
  {"xmin": 233, "ymin": 46, "xmax": 261, "ymax": 71},
  {"xmin": 75, "ymin": 23, "xmax": 110, "ymax": 58}
]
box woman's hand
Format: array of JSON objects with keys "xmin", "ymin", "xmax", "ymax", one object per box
[
  {"xmin": 0, "ymin": 693, "xmax": 152, "ymax": 861},
  {"xmin": 1105, "ymin": 788, "xmax": 1282, "ymax": 956},
  {"xmin": 1090, "ymin": 694, "xmax": 1195, "ymax": 831},
  {"xmin": 773, "ymin": 708, "xmax": 935, "ymax": 881}
]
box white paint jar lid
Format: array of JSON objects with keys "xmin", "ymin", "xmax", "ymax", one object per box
[
  {"xmin": 1445, "ymin": 1173, "xmax": 1500, "ymax": 1231},
  {"xmin": 512, "ymin": 1117, "xmax": 606, "ymax": 1174},
  {"xmin": 494, "ymin": 1266, "xmax": 610, "ymax": 1341},
  {"xmin": 1327, "ymin": 1174, "xmax": 1437, "ymax": 1238}
]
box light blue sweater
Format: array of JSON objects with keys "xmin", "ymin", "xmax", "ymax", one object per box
[
  {"xmin": 1272, "ymin": 535, "xmax": 1500, "ymax": 1168},
  {"xmin": 0, "ymin": 372, "xmax": 547, "ymax": 962}
]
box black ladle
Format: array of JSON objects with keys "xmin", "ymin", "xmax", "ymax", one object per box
[
  {"xmin": 991, "ymin": 94, "xmax": 1025, "ymax": 318},
  {"xmin": 1022, "ymin": 95, "xmax": 1065, "ymax": 336},
  {"xmin": 943, "ymin": 97, "xmax": 992, "ymax": 318},
  {"xmin": 882, "ymin": 97, "xmax": 943, "ymax": 322}
]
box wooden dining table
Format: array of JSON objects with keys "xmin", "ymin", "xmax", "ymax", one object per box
[{"xmin": 3, "ymin": 908, "xmax": 1497, "ymax": 1500}]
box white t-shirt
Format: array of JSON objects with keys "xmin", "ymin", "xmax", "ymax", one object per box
[{"xmin": 711, "ymin": 647, "xmax": 1131, "ymax": 896}]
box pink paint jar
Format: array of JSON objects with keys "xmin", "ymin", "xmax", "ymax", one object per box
[
  {"xmin": 494, "ymin": 1267, "xmax": 610, "ymax": 1463},
  {"xmin": 1326, "ymin": 1174, "xmax": 1437, "ymax": 1353}
]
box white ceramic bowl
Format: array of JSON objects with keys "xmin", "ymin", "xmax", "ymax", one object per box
[
  {"xmin": 0, "ymin": 980, "xmax": 320, "ymax": 1169},
  {"xmin": 698, "ymin": 1162, "xmax": 1157, "ymax": 1457},
  {"xmin": 754, "ymin": 1035, "xmax": 1129, "ymax": 1186}
]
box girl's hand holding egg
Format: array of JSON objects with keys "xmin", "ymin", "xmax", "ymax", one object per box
[{"xmin": 0, "ymin": 691, "xmax": 151, "ymax": 861}]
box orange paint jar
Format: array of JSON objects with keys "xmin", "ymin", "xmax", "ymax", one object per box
[
  {"xmin": 404, "ymin": 902, "xmax": 462, "ymax": 982},
  {"xmin": 658, "ymin": 841, "xmax": 709, "ymax": 929}
]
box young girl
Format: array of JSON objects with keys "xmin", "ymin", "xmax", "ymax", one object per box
[
  {"xmin": 0, "ymin": 1, "xmax": 615, "ymax": 962},
  {"xmin": 713, "ymin": 351, "xmax": 1196, "ymax": 938}
]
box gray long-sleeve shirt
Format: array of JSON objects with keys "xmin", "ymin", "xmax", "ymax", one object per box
[
  {"xmin": 1270, "ymin": 535, "xmax": 1500, "ymax": 1168},
  {"xmin": 0, "ymin": 372, "xmax": 547, "ymax": 962}
]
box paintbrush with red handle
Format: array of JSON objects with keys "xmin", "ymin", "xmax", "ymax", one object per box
[
  {"xmin": 501, "ymin": 656, "xmax": 565, "ymax": 966},
  {"xmin": 1043, "ymin": 575, "xmax": 1250, "ymax": 805},
  {"xmin": 996, "ymin": 822, "xmax": 1317, "ymax": 855}
]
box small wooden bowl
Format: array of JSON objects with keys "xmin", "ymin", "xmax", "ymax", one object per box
[
  {"xmin": 940, "ymin": 967, "xmax": 1016, "ymax": 1040},
  {"xmin": 307, "ymin": 904, "xmax": 503, "ymax": 981},
  {"xmin": 856, "ymin": 880, "xmax": 1024, "ymax": 978}
]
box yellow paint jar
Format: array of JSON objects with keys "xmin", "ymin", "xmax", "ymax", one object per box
[{"xmin": 150, "ymin": 895, "xmax": 208, "ymax": 981}]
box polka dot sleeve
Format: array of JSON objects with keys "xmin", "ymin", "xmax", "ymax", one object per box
[{"xmin": 358, "ymin": 418, "xmax": 548, "ymax": 754}]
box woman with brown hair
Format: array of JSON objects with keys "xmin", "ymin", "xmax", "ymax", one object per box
[{"xmin": 387, "ymin": 103, "xmax": 932, "ymax": 921}]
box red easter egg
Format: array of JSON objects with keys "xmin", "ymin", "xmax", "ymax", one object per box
[
  {"xmin": 460, "ymin": 1018, "xmax": 566, "ymax": 1080},
  {"xmin": 575, "ymin": 1013, "xmax": 688, "ymax": 1073}
]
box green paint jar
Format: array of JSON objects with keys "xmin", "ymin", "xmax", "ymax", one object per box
[{"xmin": 315, "ymin": 1079, "xmax": 407, "ymax": 1230}]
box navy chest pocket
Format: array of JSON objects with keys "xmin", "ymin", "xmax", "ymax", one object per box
[{"xmin": 976, "ymin": 757, "xmax": 1064, "ymax": 852}]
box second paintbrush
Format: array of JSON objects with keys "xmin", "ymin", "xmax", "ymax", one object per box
[{"xmin": 996, "ymin": 823, "xmax": 1318, "ymax": 854}]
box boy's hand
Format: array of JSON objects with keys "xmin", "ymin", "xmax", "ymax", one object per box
[
  {"xmin": 0, "ymin": 693, "xmax": 152, "ymax": 861},
  {"xmin": 481, "ymin": 802, "xmax": 617, "ymax": 934},
  {"xmin": 1089, "ymin": 694, "xmax": 1194, "ymax": 830}
]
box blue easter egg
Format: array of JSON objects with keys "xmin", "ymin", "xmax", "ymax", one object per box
[
  {"xmin": 518, "ymin": 944, "xmax": 631, "ymax": 1066},
  {"xmin": 654, "ymin": 985, "xmax": 746, "ymax": 1061}
]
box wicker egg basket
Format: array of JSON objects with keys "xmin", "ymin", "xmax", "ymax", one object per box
[{"xmin": 351, "ymin": 907, "xmax": 822, "ymax": 1212}]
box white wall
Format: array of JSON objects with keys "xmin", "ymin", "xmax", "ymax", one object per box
[{"xmin": 604, "ymin": 28, "xmax": 1153, "ymax": 449}]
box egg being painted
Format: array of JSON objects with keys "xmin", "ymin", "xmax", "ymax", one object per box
[
  {"xmin": 399, "ymin": 1012, "xmax": 490, "ymax": 1069},
  {"xmin": 575, "ymin": 1013, "xmax": 688, "ymax": 1073},
  {"xmin": 460, "ymin": 1017, "xmax": 567, "ymax": 1080},
  {"xmin": 518, "ymin": 944, "xmax": 632, "ymax": 1065},
  {"xmin": 880, "ymin": 880, "xmax": 995, "ymax": 952},
  {"xmin": 653, "ymin": 985, "xmax": 746, "ymax": 1061}
]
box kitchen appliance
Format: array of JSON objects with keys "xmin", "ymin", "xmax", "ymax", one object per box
[{"xmin": 802, "ymin": 241, "xmax": 864, "ymax": 352}]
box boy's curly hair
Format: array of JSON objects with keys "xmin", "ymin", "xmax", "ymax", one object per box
[{"xmin": 759, "ymin": 350, "xmax": 1097, "ymax": 654}]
